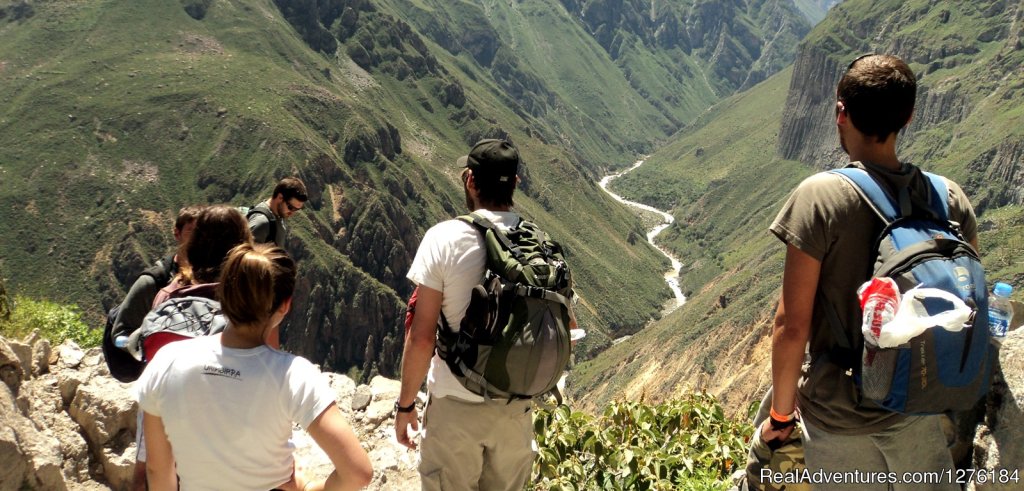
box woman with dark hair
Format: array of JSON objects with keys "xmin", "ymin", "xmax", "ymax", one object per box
[
  {"xmin": 152, "ymin": 204, "xmax": 253, "ymax": 306},
  {"xmin": 135, "ymin": 243, "xmax": 373, "ymax": 491},
  {"xmin": 131, "ymin": 205, "xmax": 256, "ymax": 487}
]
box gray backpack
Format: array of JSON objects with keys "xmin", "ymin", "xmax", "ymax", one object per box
[
  {"xmin": 436, "ymin": 213, "xmax": 574, "ymax": 401},
  {"xmin": 126, "ymin": 296, "xmax": 227, "ymax": 363}
]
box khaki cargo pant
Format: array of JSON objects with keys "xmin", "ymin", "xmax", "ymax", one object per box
[
  {"xmin": 418, "ymin": 395, "xmax": 536, "ymax": 491},
  {"xmin": 802, "ymin": 415, "xmax": 958, "ymax": 491}
]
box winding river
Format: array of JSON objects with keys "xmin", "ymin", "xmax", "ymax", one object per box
[{"xmin": 598, "ymin": 159, "xmax": 686, "ymax": 313}]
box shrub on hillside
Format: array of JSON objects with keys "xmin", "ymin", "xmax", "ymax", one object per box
[
  {"xmin": 0, "ymin": 276, "xmax": 10, "ymax": 322},
  {"xmin": 0, "ymin": 295, "xmax": 100, "ymax": 348},
  {"xmin": 532, "ymin": 393, "xmax": 752, "ymax": 490}
]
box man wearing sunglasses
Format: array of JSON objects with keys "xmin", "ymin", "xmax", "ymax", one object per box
[{"xmin": 247, "ymin": 176, "xmax": 307, "ymax": 249}]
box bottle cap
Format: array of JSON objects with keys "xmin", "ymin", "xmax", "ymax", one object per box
[{"xmin": 994, "ymin": 282, "xmax": 1013, "ymax": 297}]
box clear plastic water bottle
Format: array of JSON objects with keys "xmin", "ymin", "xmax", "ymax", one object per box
[
  {"xmin": 114, "ymin": 335, "xmax": 130, "ymax": 349},
  {"xmin": 989, "ymin": 282, "xmax": 1014, "ymax": 342}
]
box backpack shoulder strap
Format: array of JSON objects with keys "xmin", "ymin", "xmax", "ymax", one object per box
[
  {"xmin": 247, "ymin": 203, "xmax": 276, "ymax": 222},
  {"xmin": 247, "ymin": 203, "xmax": 278, "ymax": 242},
  {"xmin": 830, "ymin": 168, "xmax": 899, "ymax": 223},
  {"xmin": 920, "ymin": 171, "xmax": 950, "ymax": 221},
  {"xmin": 458, "ymin": 213, "xmax": 526, "ymax": 263},
  {"xmin": 833, "ymin": 168, "xmax": 952, "ymax": 223},
  {"xmin": 141, "ymin": 254, "xmax": 176, "ymax": 286}
]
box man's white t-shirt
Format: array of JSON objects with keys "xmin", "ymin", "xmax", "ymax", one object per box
[
  {"xmin": 134, "ymin": 334, "xmax": 335, "ymax": 491},
  {"xmin": 406, "ymin": 208, "xmax": 521, "ymax": 402}
]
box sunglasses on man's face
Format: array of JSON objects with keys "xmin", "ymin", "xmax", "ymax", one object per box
[{"xmin": 285, "ymin": 201, "xmax": 303, "ymax": 212}]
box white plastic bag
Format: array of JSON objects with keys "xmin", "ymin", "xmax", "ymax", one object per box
[{"xmin": 876, "ymin": 286, "xmax": 973, "ymax": 348}]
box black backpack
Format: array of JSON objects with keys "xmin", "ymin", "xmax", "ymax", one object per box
[
  {"xmin": 436, "ymin": 213, "xmax": 574, "ymax": 401},
  {"xmin": 102, "ymin": 255, "xmax": 176, "ymax": 383}
]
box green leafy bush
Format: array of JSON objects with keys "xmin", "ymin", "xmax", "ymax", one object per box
[
  {"xmin": 0, "ymin": 295, "xmax": 101, "ymax": 348},
  {"xmin": 532, "ymin": 393, "xmax": 752, "ymax": 490}
]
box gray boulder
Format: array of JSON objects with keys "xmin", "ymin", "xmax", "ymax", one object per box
[
  {"xmin": 68, "ymin": 376, "xmax": 136, "ymax": 448},
  {"xmin": 7, "ymin": 340, "xmax": 31, "ymax": 381},
  {"xmin": 352, "ymin": 384, "xmax": 372, "ymax": 411},
  {"xmin": 970, "ymin": 327, "xmax": 1024, "ymax": 490},
  {"xmin": 0, "ymin": 348, "xmax": 69, "ymax": 491},
  {"xmin": 0, "ymin": 339, "xmax": 23, "ymax": 395}
]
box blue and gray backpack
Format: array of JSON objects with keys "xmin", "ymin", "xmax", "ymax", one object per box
[{"xmin": 827, "ymin": 167, "xmax": 993, "ymax": 414}]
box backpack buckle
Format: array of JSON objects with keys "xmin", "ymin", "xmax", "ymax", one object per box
[{"xmin": 524, "ymin": 286, "xmax": 545, "ymax": 299}]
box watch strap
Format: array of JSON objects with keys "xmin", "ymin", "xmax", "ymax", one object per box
[{"xmin": 395, "ymin": 400, "xmax": 416, "ymax": 413}]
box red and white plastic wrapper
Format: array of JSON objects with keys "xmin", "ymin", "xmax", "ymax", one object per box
[
  {"xmin": 858, "ymin": 277, "xmax": 901, "ymax": 348},
  {"xmin": 858, "ymin": 278, "xmax": 974, "ymax": 349}
]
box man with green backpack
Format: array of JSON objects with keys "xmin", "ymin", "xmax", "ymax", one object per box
[{"xmin": 395, "ymin": 139, "xmax": 576, "ymax": 491}]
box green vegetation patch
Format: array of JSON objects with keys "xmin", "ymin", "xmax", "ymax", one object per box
[
  {"xmin": 532, "ymin": 393, "xmax": 754, "ymax": 491},
  {"xmin": 0, "ymin": 294, "xmax": 100, "ymax": 349}
]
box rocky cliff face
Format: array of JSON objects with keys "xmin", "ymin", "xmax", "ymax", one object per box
[
  {"xmin": 967, "ymin": 138, "xmax": 1024, "ymax": 213},
  {"xmin": 776, "ymin": 47, "xmax": 844, "ymax": 167},
  {"xmin": 0, "ymin": 333, "xmax": 420, "ymax": 490},
  {"xmin": 562, "ymin": 0, "xmax": 810, "ymax": 92}
]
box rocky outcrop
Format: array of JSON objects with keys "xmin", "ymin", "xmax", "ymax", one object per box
[
  {"xmin": 1, "ymin": 335, "xmax": 113, "ymax": 491},
  {"xmin": 181, "ymin": 0, "xmax": 212, "ymax": 21},
  {"xmin": 273, "ymin": 0, "xmax": 344, "ymax": 54},
  {"xmin": 565, "ymin": 0, "xmax": 810, "ymax": 91},
  {"xmin": 282, "ymin": 262, "xmax": 404, "ymax": 379},
  {"xmin": 776, "ymin": 46, "xmax": 845, "ymax": 168},
  {"xmin": 308, "ymin": 2, "xmax": 442, "ymax": 81},
  {"xmin": 342, "ymin": 123, "xmax": 402, "ymax": 166},
  {"xmin": 966, "ymin": 138, "xmax": 1024, "ymax": 213},
  {"xmin": 969, "ymin": 327, "xmax": 1024, "ymax": 490},
  {"xmin": 0, "ymin": 1, "xmax": 34, "ymax": 23},
  {"xmin": 0, "ymin": 333, "xmax": 420, "ymax": 490},
  {"xmin": 776, "ymin": 0, "xmax": 1022, "ymax": 171}
]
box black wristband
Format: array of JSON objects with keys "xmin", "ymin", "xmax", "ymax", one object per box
[
  {"xmin": 395, "ymin": 401, "xmax": 416, "ymax": 413},
  {"xmin": 769, "ymin": 414, "xmax": 798, "ymax": 431}
]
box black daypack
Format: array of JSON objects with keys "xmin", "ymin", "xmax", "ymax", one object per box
[
  {"xmin": 827, "ymin": 167, "xmax": 992, "ymax": 414},
  {"xmin": 102, "ymin": 255, "xmax": 176, "ymax": 383},
  {"xmin": 436, "ymin": 213, "xmax": 574, "ymax": 401},
  {"xmin": 240, "ymin": 203, "xmax": 277, "ymax": 244}
]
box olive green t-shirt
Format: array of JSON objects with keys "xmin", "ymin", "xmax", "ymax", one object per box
[{"xmin": 769, "ymin": 161, "xmax": 978, "ymax": 435}]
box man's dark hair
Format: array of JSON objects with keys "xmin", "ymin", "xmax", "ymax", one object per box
[
  {"xmin": 837, "ymin": 54, "xmax": 917, "ymax": 142},
  {"xmin": 459, "ymin": 139, "xmax": 519, "ymax": 208},
  {"xmin": 273, "ymin": 177, "xmax": 308, "ymax": 203},
  {"xmin": 469, "ymin": 170, "xmax": 516, "ymax": 208},
  {"xmin": 174, "ymin": 205, "xmax": 204, "ymax": 232}
]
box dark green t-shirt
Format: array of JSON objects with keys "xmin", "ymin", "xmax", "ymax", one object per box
[{"xmin": 769, "ymin": 161, "xmax": 978, "ymax": 434}]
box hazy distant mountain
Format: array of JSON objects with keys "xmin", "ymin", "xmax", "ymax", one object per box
[{"xmin": 793, "ymin": 0, "xmax": 842, "ymax": 24}]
